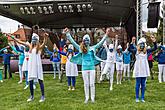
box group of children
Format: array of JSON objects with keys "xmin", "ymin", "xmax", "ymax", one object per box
[{"xmin": 0, "ymin": 26, "xmax": 165, "ymax": 104}]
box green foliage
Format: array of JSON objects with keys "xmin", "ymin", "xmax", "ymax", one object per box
[
  {"xmin": 0, "ymin": 64, "xmax": 165, "ymax": 110},
  {"xmin": 0, "ymin": 32, "xmax": 8, "ymax": 49},
  {"xmin": 157, "ymin": 4, "xmax": 165, "ymax": 43}
]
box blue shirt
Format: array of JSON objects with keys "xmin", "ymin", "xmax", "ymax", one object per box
[
  {"xmin": 45, "ymin": 48, "xmax": 61, "ymax": 62},
  {"xmin": 0, "ymin": 54, "xmax": 14, "ymax": 65},
  {"xmin": 10, "ymin": 45, "xmax": 25, "ymax": 65},
  {"xmin": 123, "ymin": 52, "xmax": 132, "ymax": 64},
  {"xmin": 157, "ymin": 52, "xmax": 165, "ymax": 64},
  {"xmin": 0, "ymin": 47, "xmax": 15, "ymax": 65},
  {"xmin": 116, "ymin": 53, "xmax": 123, "ymax": 62}
]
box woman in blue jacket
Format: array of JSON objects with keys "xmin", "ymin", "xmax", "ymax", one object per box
[
  {"xmin": 45, "ymin": 44, "xmax": 61, "ymax": 80},
  {"xmin": 63, "ymin": 28, "xmax": 111, "ymax": 103}
]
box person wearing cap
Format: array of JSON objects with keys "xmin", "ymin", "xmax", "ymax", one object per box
[
  {"xmin": 56, "ymin": 44, "xmax": 78, "ymax": 91},
  {"xmin": 60, "ymin": 45, "xmax": 68, "ymax": 82},
  {"xmin": 128, "ymin": 36, "xmax": 156, "ymax": 103},
  {"xmin": 14, "ymin": 41, "xmax": 33, "ymax": 89},
  {"xmin": 155, "ymin": 45, "xmax": 165, "ymax": 83},
  {"xmin": 116, "ymin": 44, "xmax": 124, "ymax": 85},
  {"xmin": 9, "ymin": 25, "xmax": 48, "ymax": 103},
  {"xmin": 0, "ymin": 46, "xmax": 15, "ymax": 79},
  {"xmin": 8, "ymin": 41, "xmax": 25, "ymax": 84},
  {"xmin": 45, "ymin": 43, "xmax": 61, "ymax": 80},
  {"xmin": 63, "ymin": 28, "xmax": 111, "ymax": 103},
  {"xmin": 123, "ymin": 43, "xmax": 132, "ymax": 81},
  {"xmin": 99, "ymin": 35, "xmax": 118, "ymax": 91}
]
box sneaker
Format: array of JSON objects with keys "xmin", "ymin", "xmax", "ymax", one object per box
[
  {"xmin": 117, "ymin": 82, "xmax": 119, "ymax": 85},
  {"xmin": 110, "ymin": 86, "xmax": 113, "ymax": 91},
  {"xmin": 33, "ymin": 85, "xmax": 36, "ymax": 90},
  {"xmin": 27, "ymin": 96, "xmax": 34, "ymax": 102},
  {"xmin": 141, "ymin": 99, "xmax": 145, "ymax": 103},
  {"xmin": 68, "ymin": 87, "xmax": 71, "ymax": 91},
  {"xmin": 136, "ymin": 99, "xmax": 139, "ymax": 103},
  {"xmin": 159, "ymin": 81, "xmax": 162, "ymax": 83},
  {"xmin": 84, "ymin": 99, "xmax": 88, "ymax": 104},
  {"xmin": 0, "ymin": 80, "xmax": 3, "ymax": 83},
  {"xmin": 91, "ymin": 99, "xmax": 95, "ymax": 103},
  {"xmin": 24, "ymin": 85, "xmax": 29, "ymax": 90},
  {"xmin": 39, "ymin": 96, "xmax": 45, "ymax": 103},
  {"xmin": 18, "ymin": 80, "xmax": 22, "ymax": 84},
  {"xmin": 72, "ymin": 87, "xmax": 75, "ymax": 91}
]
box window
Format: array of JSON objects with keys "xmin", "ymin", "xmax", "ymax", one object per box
[{"xmin": 15, "ymin": 34, "xmax": 20, "ymax": 38}]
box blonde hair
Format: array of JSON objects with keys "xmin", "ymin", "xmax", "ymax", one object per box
[
  {"xmin": 29, "ymin": 42, "xmax": 40, "ymax": 54},
  {"xmin": 80, "ymin": 42, "xmax": 88, "ymax": 54}
]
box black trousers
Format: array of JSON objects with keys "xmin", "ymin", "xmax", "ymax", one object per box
[{"xmin": 4, "ymin": 64, "xmax": 12, "ymax": 79}]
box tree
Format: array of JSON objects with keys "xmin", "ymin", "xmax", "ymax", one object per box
[
  {"xmin": 0, "ymin": 32, "xmax": 8, "ymax": 49},
  {"xmin": 157, "ymin": 3, "xmax": 164, "ymax": 44}
]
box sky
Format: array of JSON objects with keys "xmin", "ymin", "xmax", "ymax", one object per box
[{"xmin": 0, "ymin": 0, "xmax": 163, "ymax": 33}]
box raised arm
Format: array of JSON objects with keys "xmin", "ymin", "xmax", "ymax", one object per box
[
  {"xmin": 8, "ymin": 35, "xmax": 30, "ymax": 47},
  {"xmin": 40, "ymin": 33, "xmax": 48, "ymax": 49},
  {"xmin": 103, "ymin": 41, "xmax": 109, "ymax": 53},
  {"xmin": 45, "ymin": 46, "xmax": 53, "ymax": 55},
  {"xmin": 94, "ymin": 28, "xmax": 111, "ymax": 49},
  {"xmin": 94, "ymin": 34, "xmax": 108, "ymax": 49},
  {"xmin": 0, "ymin": 47, "xmax": 8, "ymax": 53},
  {"xmin": 63, "ymin": 28, "xmax": 80, "ymax": 50},
  {"xmin": 8, "ymin": 43, "xmax": 19, "ymax": 55},
  {"xmin": 114, "ymin": 35, "xmax": 118, "ymax": 51},
  {"xmin": 58, "ymin": 50, "xmax": 67, "ymax": 56}
]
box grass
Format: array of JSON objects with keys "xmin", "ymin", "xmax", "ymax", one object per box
[{"xmin": 0, "ymin": 62, "xmax": 165, "ymax": 110}]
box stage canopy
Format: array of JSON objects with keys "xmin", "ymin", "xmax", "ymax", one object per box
[{"xmin": 0, "ymin": 0, "xmax": 136, "ymax": 29}]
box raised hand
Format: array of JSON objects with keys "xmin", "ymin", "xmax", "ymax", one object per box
[
  {"xmin": 105, "ymin": 28, "xmax": 111, "ymax": 36},
  {"xmin": 63, "ymin": 28, "xmax": 69, "ymax": 34}
]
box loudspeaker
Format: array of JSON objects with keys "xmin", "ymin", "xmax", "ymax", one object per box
[{"xmin": 147, "ymin": 2, "xmax": 161, "ymax": 28}]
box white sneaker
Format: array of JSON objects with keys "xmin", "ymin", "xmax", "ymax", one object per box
[
  {"xmin": 110, "ymin": 86, "xmax": 113, "ymax": 91},
  {"xmin": 159, "ymin": 81, "xmax": 162, "ymax": 83},
  {"xmin": 141, "ymin": 100, "xmax": 145, "ymax": 103},
  {"xmin": 91, "ymin": 99, "xmax": 95, "ymax": 103},
  {"xmin": 72, "ymin": 87, "xmax": 75, "ymax": 91},
  {"xmin": 27, "ymin": 96, "xmax": 34, "ymax": 102},
  {"xmin": 18, "ymin": 81, "xmax": 22, "ymax": 84},
  {"xmin": 84, "ymin": 99, "xmax": 88, "ymax": 104},
  {"xmin": 68, "ymin": 87, "xmax": 71, "ymax": 91},
  {"xmin": 33, "ymin": 85, "xmax": 36, "ymax": 90},
  {"xmin": 39, "ymin": 96, "xmax": 45, "ymax": 103},
  {"xmin": 24, "ymin": 85, "xmax": 29, "ymax": 90},
  {"xmin": 0, "ymin": 80, "xmax": 3, "ymax": 83},
  {"xmin": 117, "ymin": 82, "xmax": 119, "ymax": 85},
  {"xmin": 136, "ymin": 99, "xmax": 139, "ymax": 103}
]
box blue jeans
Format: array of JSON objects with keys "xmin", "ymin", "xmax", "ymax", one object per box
[
  {"xmin": 67, "ymin": 76, "xmax": 76, "ymax": 87},
  {"xmin": 52, "ymin": 62, "xmax": 60, "ymax": 78},
  {"xmin": 135, "ymin": 77, "xmax": 146, "ymax": 100},
  {"xmin": 24, "ymin": 71, "xmax": 28, "ymax": 85}
]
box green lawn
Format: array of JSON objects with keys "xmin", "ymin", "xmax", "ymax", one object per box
[{"xmin": 0, "ymin": 63, "xmax": 165, "ymax": 110}]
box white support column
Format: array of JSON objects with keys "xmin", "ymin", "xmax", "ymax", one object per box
[
  {"xmin": 163, "ymin": 0, "xmax": 165, "ymax": 45},
  {"xmin": 136, "ymin": 0, "xmax": 142, "ymax": 43}
]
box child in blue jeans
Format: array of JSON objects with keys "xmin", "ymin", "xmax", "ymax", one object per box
[{"xmin": 129, "ymin": 37, "xmax": 157, "ymax": 102}]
